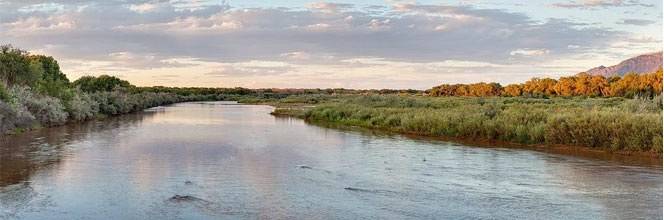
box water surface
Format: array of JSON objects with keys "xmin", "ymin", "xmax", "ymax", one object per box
[{"xmin": 1, "ymin": 102, "xmax": 661, "ymax": 219}]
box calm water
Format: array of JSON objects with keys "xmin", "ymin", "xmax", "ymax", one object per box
[{"xmin": 0, "ymin": 102, "xmax": 661, "ymax": 219}]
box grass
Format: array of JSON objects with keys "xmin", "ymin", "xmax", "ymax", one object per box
[{"xmin": 273, "ymin": 95, "xmax": 663, "ymax": 154}]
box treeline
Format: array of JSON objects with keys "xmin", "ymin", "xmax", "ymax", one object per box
[
  {"xmin": 133, "ymin": 86, "xmax": 419, "ymax": 98},
  {"xmin": 0, "ymin": 45, "xmax": 223, "ymax": 134},
  {"xmin": 429, "ymin": 70, "xmax": 663, "ymax": 98},
  {"xmin": 0, "ymin": 44, "xmax": 417, "ymax": 134}
]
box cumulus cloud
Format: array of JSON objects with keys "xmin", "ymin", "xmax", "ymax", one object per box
[
  {"xmin": 0, "ymin": 1, "xmax": 660, "ymax": 88},
  {"xmin": 1, "ymin": 1, "xmax": 626, "ymax": 63},
  {"xmin": 619, "ymin": 18, "xmax": 656, "ymax": 25}
]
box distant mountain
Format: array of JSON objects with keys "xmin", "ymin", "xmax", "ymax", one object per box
[{"xmin": 583, "ymin": 52, "xmax": 662, "ymax": 77}]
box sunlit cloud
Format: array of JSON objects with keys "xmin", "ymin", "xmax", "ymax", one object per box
[
  {"xmin": 551, "ymin": 0, "xmax": 654, "ymax": 8},
  {"xmin": 0, "ymin": 0, "xmax": 660, "ymax": 88}
]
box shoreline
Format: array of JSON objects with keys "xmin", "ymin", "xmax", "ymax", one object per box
[
  {"xmin": 269, "ymin": 106, "xmax": 663, "ymax": 165},
  {"xmin": 301, "ymin": 118, "xmax": 663, "ymax": 167},
  {"xmin": 3, "ymin": 102, "xmax": 662, "ymax": 166}
]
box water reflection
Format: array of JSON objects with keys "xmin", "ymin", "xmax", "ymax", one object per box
[
  {"xmin": 0, "ymin": 102, "xmax": 661, "ymax": 219},
  {"xmin": 0, "ymin": 113, "xmax": 156, "ymax": 187}
]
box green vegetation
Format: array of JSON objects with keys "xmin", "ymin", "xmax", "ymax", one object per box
[
  {"xmin": 276, "ymin": 95, "xmax": 663, "ymax": 153},
  {"xmin": 2, "ymin": 44, "xmax": 663, "ymax": 155},
  {"xmin": 73, "ymin": 75, "xmax": 131, "ymax": 93},
  {"xmin": 0, "ymin": 44, "xmax": 367, "ymax": 134},
  {"xmin": 0, "ymin": 45, "xmax": 247, "ymax": 134}
]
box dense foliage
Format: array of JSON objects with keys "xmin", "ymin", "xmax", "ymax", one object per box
[
  {"xmin": 0, "ymin": 45, "xmax": 236, "ymax": 134},
  {"xmin": 295, "ymin": 95, "xmax": 663, "ymax": 153},
  {"xmin": 430, "ymin": 71, "xmax": 663, "ymax": 98},
  {"xmin": 73, "ymin": 75, "xmax": 131, "ymax": 93}
]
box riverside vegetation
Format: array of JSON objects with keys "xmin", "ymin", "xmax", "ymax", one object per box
[
  {"xmin": 0, "ymin": 45, "xmax": 409, "ymax": 135},
  {"xmin": 1, "ymin": 44, "xmax": 662, "ymax": 154},
  {"xmin": 273, "ymin": 95, "xmax": 662, "ymax": 153}
]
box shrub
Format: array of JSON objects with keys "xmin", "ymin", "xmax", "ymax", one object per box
[
  {"xmin": 8, "ymin": 86, "xmax": 67, "ymax": 126},
  {"xmin": 0, "ymin": 100, "xmax": 38, "ymax": 133},
  {"xmin": 0, "ymin": 83, "xmax": 9, "ymax": 101},
  {"xmin": 301, "ymin": 95, "xmax": 663, "ymax": 152},
  {"xmin": 68, "ymin": 92, "xmax": 99, "ymax": 121}
]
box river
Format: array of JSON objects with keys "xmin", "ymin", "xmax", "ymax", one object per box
[{"xmin": 0, "ymin": 102, "xmax": 661, "ymax": 219}]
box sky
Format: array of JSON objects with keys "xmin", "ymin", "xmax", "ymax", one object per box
[{"xmin": 0, "ymin": 0, "xmax": 661, "ymax": 89}]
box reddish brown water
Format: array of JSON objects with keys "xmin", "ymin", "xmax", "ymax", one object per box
[{"xmin": 1, "ymin": 102, "xmax": 662, "ymax": 219}]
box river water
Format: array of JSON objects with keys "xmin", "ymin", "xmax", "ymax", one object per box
[{"xmin": 0, "ymin": 102, "xmax": 661, "ymax": 219}]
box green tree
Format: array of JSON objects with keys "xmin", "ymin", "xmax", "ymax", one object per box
[
  {"xmin": 28, "ymin": 55, "xmax": 69, "ymax": 82},
  {"xmin": 0, "ymin": 44, "xmax": 33, "ymax": 86},
  {"xmin": 73, "ymin": 75, "xmax": 132, "ymax": 93}
]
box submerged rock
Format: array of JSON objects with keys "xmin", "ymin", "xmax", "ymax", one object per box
[
  {"xmin": 168, "ymin": 195, "xmax": 206, "ymax": 203},
  {"xmin": 343, "ymin": 187, "xmax": 371, "ymax": 192}
]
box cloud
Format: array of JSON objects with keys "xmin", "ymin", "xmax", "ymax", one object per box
[
  {"xmin": 551, "ymin": 0, "xmax": 654, "ymax": 8},
  {"xmin": 204, "ymin": 66, "xmax": 291, "ymax": 77},
  {"xmin": 0, "ymin": 1, "xmax": 659, "ymax": 88},
  {"xmin": 152, "ymin": 74, "xmax": 180, "ymax": 78},
  {"xmin": 618, "ymin": 18, "xmax": 656, "ymax": 25},
  {"xmin": 510, "ymin": 49, "xmax": 551, "ymax": 56},
  {"xmin": 1, "ymin": 15, "xmax": 77, "ymax": 36},
  {"xmin": 1, "ymin": 1, "xmax": 624, "ymax": 64},
  {"xmin": 280, "ymin": 52, "xmax": 312, "ymax": 60},
  {"xmin": 202, "ymin": 60, "xmax": 295, "ymax": 78},
  {"xmin": 307, "ymin": 2, "xmax": 353, "ymax": 13}
]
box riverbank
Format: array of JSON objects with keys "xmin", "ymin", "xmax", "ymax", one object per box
[
  {"xmin": 0, "ymin": 90, "xmax": 215, "ymax": 137},
  {"xmin": 299, "ymin": 119, "xmax": 663, "ymax": 167},
  {"xmin": 269, "ymin": 95, "xmax": 663, "ymax": 157}
]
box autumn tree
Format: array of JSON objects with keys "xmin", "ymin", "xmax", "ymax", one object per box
[
  {"xmin": 553, "ymin": 76, "xmax": 575, "ymax": 96},
  {"xmin": 468, "ymin": 82, "xmax": 502, "ymax": 96},
  {"xmin": 521, "ymin": 77, "xmax": 557, "ymax": 96},
  {"xmin": 429, "ymin": 69, "xmax": 661, "ymax": 98},
  {"xmin": 502, "ymin": 84, "xmax": 522, "ymax": 96},
  {"xmin": 606, "ymin": 73, "xmax": 641, "ymax": 97},
  {"xmin": 588, "ymin": 75, "xmax": 609, "ymax": 96}
]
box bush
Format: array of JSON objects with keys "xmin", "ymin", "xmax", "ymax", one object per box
[
  {"xmin": 68, "ymin": 92, "xmax": 99, "ymax": 121},
  {"xmin": 0, "ymin": 83, "xmax": 9, "ymax": 101},
  {"xmin": 0, "ymin": 100, "xmax": 37, "ymax": 133},
  {"xmin": 8, "ymin": 86, "xmax": 67, "ymax": 126},
  {"xmin": 300, "ymin": 95, "xmax": 663, "ymax": 153}
]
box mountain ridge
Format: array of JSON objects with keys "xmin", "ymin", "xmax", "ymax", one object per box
[{"xmin": 583, "ymin": 52, "xmax": 662, "ymax": 77}]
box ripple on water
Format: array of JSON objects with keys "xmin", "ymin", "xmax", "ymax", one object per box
[{"xmin": 0, "ymin": 103, "xmax": 661, "ymax": 219}]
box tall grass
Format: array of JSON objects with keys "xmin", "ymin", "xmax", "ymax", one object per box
[{"xmin": 298, "ymin": 95, "xmax": 663, "ymax": 153}]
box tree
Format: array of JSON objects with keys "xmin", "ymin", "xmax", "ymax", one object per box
[
  {"xmin": 651, "ymin": 69, "xmax": 663, "ymax": 94},
  {"xmin": 29, "ymin": 55, "xmax": 69, "ymax": 83},
  {"xmin": 588, "ymin": 75, "xmax": 608, "ymax": 96},
  {"xmin": 553, "ymin": 76, "xmax": 576, "ymax": 96},
  {"xmin": 73, "ymin": 75, "xmax": 132, "ymax": 93},
  {"xmin": 607, "ymin": 73, "xmax": 641, "ymax": 97},
  {"xmin": 502, "ymin": 84, "xmax": 522, "ymax": 96},
  {"xmin": 0, "ymin": 44, "xmax": 33, "ymax": 86},
  {"xmin": 522, "ymin": 77, "xmax": 557, "ymax": 96},
  {"xmin": 455, "ymin": 85, "xmax": 470, "ymax": 96},
  {"xmin": 468, "ymin": 82, "xmax": 502, "ymax": 96}
]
